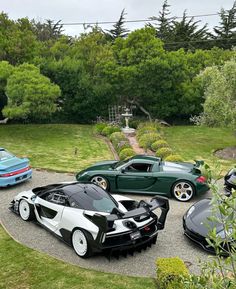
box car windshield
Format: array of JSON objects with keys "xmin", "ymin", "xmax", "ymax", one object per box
[
  {"xmin": 0, "ymin": 150, "xmax": 14, "ymax": 161},
  {"xmin": 113, "ymin": 158, "xmax": 131, "ymax": 169},
  {"xmin": 68, "ymin": 185, "xmax": 118, "ymax": 213}
]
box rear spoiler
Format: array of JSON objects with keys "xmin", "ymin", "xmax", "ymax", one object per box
[{"xmin": 84, "ymin": 195, "xmax": 169, "ymax": 242}]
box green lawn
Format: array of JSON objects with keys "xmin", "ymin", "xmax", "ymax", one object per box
[
  {"xmin": 163, "ymin": 126, "xmax": 236, "ymax": 172},
  {"xmin": 0, "ymin": 226, "xmax": 155, "ymax": 289},
  {"xmin": 0, "ymin": 124, "xmax": 113, "ymax": 173}
]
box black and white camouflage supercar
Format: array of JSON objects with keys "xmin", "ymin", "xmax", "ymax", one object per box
[{"xmin": 10, "ymin": 182, "xmax": 169, "ymax": 258}]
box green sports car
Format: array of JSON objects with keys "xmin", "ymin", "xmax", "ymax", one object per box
[{"xmin": 76, "ymin": 155, "xmax": 209, "ymax": 202}]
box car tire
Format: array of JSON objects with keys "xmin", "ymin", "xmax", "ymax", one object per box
[
  {"xmin": 90, "ymin": 175, "xmax": 109, "ymax": 191},
  {"xmin": 172, "ymin": 180, "xmax": 195, "ymax": 202},
  {"xmin": 19, "ymin": 199, "xmax": 35, "ymax": 221},
  {"xmin": 72, "ymin": 228, "xmax": 93, "ymax": 258}
]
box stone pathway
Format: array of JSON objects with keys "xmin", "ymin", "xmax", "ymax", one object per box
[{"xmin": 125, "ymin": 134, "xmax": 154, "ymax": 155}]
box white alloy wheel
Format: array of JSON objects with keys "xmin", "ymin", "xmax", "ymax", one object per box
[
  {"xmin": 72, "ymin": 229, "xmax": 89, "ymax": 257},
  {"xmin": 173, "ymin": 181, "xmax": 194, "ymax": 202},
  {"xmin": 19, "ymin": 199, "xmax": 31, "ymax": 221},
  {"xmin": 91, "ymin": 176, "xmax": 108, "ymax": 190}
]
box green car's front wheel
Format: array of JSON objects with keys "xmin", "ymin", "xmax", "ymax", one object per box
[
  {"xmin": 90, "ymin": 175, "xmax": 109, "ymax": 191},
  {"xmin": 172, "ymin": 181, "xmax": 195, "ymax": 202}
]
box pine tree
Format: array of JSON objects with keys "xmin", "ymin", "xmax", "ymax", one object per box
[
  {"xmin": 106, "ymin": 9, "xmax": 129, "ymax": 40},
  {"xmin": 213, "ymin": 1, "xmax": 236, "ymax": 49},
  {"xmin": 148, "ymin": 0, "xmax": 172, "ymax": 41},
  {"xmin": 167, "ymin": 11, "xmax": 209, "ymax": 51}
]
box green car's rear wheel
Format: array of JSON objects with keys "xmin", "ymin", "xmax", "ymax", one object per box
[
  {"xmin": 172, "ymin": 181, "xmax": 195, "ymax": 202},
  {"xmin": 90, "ymin": 175, "xmax": 109, "ymax": 191}
]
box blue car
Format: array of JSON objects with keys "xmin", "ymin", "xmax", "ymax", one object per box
[{"xmin": 0, "ymin": 148, "xmax": 32, "ymax": 187}]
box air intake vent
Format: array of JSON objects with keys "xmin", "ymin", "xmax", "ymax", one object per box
[{"xmin": 123, "ymin": 221, "xmax": 137, "ymax": 229}]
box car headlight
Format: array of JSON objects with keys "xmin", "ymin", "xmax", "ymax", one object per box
[
  {"xmin": 81, "ymin": 172, "xmax": 88, "ymax": 177},
  {"xmin": 77, "ymin": 171, "xmax": 87, "ymax": 178},
  {"xmin": 186, "ymin": 205, "xmax": 195, "ymax": 218}
]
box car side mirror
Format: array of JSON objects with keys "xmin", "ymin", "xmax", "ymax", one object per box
[{"xmin": 121, "ymin": 168, "xmax": 126, "ymax": 174}]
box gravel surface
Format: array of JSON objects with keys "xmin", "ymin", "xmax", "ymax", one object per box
[{"xmin": 0, "ymin": 169, "xmax": 213, "ymax": 277}]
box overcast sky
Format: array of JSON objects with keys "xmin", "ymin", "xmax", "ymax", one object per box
[{"xmin": 1, "ymin": 0, "xmax": 235, "ymax": 36}]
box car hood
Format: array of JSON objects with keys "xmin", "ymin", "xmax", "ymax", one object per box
[
  {"xmin": 162, "ymin": 161, "xmax": 194, "ymax": 173},
  {"xmin": 84, "ymin": 160, "xmax": 118, "ymax": 171},
  {"xmin": 0, "ymin": 157, "xmax": 29, "ymax": 172},
  {"xmin": 185, "ymin": 199, "xmax": 223, "ymax": 237}
]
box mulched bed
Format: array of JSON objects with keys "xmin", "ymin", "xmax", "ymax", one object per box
[{"xmin": 215, "ymin": 147, "xmax": 236, "ymax": 160}]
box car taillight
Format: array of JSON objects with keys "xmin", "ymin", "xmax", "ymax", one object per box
[
  {"xmin": 0, "ymin": 166, "xmax": 31, "ymax": 177},
  {"xmin": 144, "ymin": 226, "xmax": 150, "ymax": 232},
  {"xmin": 196, "ymin": 176, "xmax": 207, "ymax": 183},
  {"xmin": 0, "ymin": 173, "xmax": 11, "ymax": 177}
]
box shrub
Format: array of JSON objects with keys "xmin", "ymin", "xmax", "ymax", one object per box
[
  {"xmin": 119, "ymin": 148, "xmax": 135, "ymax": 160},
  {"xmin": 128, "ymin": 119, "xmax": 142, "ymax": 129},
  {"xmin": 156, "ymin": 147, "xmax": 172, "ymax": 159},
  {"xmin": 117, "ymin": 141, "xmax": 132, "ymax": 153},
  {"xmin": 94, "ymin": 122, "xmax": 107, "ymax": 134},
  {"xmin": 165, "ymin": 154, "xmax": 183, "ymax": 162},
  {"xmin": 109, "ymin": 132, "xmax": 126, "ymax": 143},
  {"xmin": 136, "ymin": 122, "xmax": 161, "ymax": 140},
  {"xmin": 136, "ymin": 126, "xmax": 158, "ymax": 140},
  {"xmin": 137, "ymin": 121, "xmax": 161, "ymax": 130},
  {"xmin": 109, "ymin": 132, "xmax": 131, "ymax": 153},
  {"xmin": 151, "ymin": 140, "xmax": 169, "ymax": 152},
  {"xmin": 156, "ymin": 257, "xmax": 189, "ymax": 289},
  {"xmin": 101, "ymin": 126, "xmax": 120, "ymax": 136},
  {"xmin": 138, "ymin": 133, "xmax": 162, "ymax": 150}
]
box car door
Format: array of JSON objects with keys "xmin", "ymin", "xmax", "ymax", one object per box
[
  {"xmin": 116, "ymin": 161, "xmax": 157, "ymax": 192},
  {"xmin": 34, "ymin": 190, "xmax": 66, "ymax": 232}
]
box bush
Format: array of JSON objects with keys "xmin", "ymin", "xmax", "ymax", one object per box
[
  {"xmin": 165, "ymin": 154, "xmax": 183, "ymax": 162},
  {"xmin": 138, "ymin": 133, "xmax": 162, "ymax": 150},
  {"xmin": 156, "ymin": 257, "xmax": 189, "ymax": 289},
  {"xmin": 151, "ymin": 140, "xmax": 169, "ymax": 152},
  {"xmin": 137, "ymin": 121, "xmax": 161, "ymax": 130},
  {"xmin": 128, "ymin": 119, "xmax": 142, "ymax": 129},
  {"xmin": 109, "ymin": 132, "xmax": 132, "ymax": 153},
  {"xmin": 94, "ymin": 122, "xmax": 107, "ymax": 134},
  {"xmin": 136, "ymin": 122, "xmax": 161, "ymax": 141},
  {"xmin": 136, "ymin": 126, "xmax": 157, "ymax": 140},
  {"xmin": 119, "ymin": 148, "xmax": 135, "ymax": 160},
  {"xmin": 156, "ymin": 147, "xmax": 172, "ymax": 159},
  {"xmin": 109, "ymin": 132, "xmax": 126, "ymax": 143},
  {"xmin": 101, "ymin": 126, "xmax": 121, "ymax": 136},
  {"xmin": 117, "ymin": 141, "xmax": 132, "ymax": 153}
]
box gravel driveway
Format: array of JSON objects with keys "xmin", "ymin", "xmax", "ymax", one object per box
[{"xmin": 0, "ymin": 169, "xmax": 213, "ymax": 277}]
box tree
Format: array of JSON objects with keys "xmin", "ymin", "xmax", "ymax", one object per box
[
  {"xmin": 41, "ymin": 29, "xmax": 116, "ymax": 123},
  {"xmin": 102, "ymin": 28, "xmax": 235, "ymax": 122},
  {"xmin": 166, "ymin": 11, "xmax": 209, "ymax": 51},
  {"xmin": 106, "ymin": 9, "xmax": 129, "ymax": 40},
  {"xmin": 0, "ymin": 13, "xmax": 41, "ymax": 65},
  {"xmin": 32, "ymin": 19, "xmax": 64, "ymax": 42},
  {"xmin": 196, "ymin": 59, "xmax": 236, "ymax": 128},
  {"xmin": 213, "ymin": 1, "xmax": 236, "ymax": 49},
  {"xmin": 3, "ymin": 63, "xmax": 61, "ymax": 121},
  {"xmin": 148, "ymin": 0, "xmax": 172, "ymax": 41},
  {"xmin": 0, "ymin": 61, "xmax": 13, "ymax": 119},
  {"xmin": 103, "ymin": 28, "xmax": 166, "ymax": 120}
]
